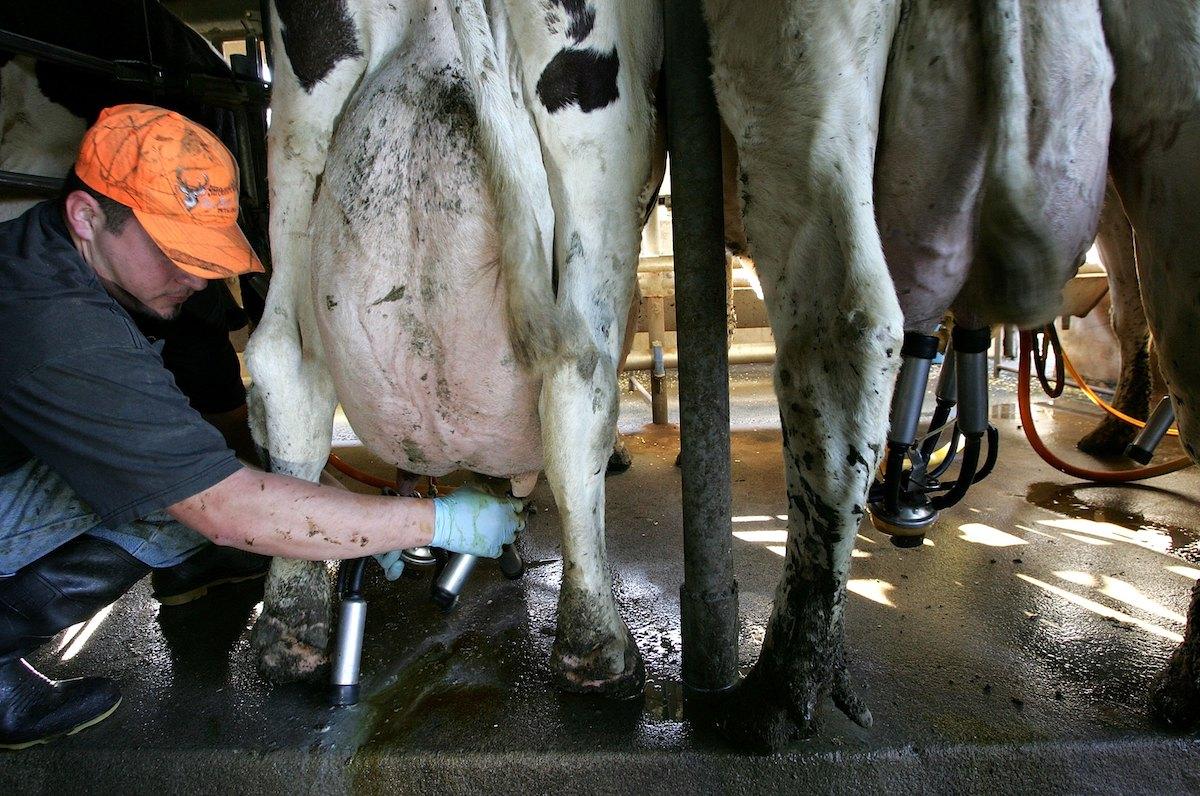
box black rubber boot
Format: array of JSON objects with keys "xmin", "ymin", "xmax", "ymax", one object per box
[
  {"xmin": 0, "ymin": 658, "xmax": 122, "ymax": 749},
  {"xmin": 0, "ymin": 536, "xmax": 149, "ymax": 749},
  {"xmin": 150, "ymin": 544, "xmax": 269, "ymax": 606}
]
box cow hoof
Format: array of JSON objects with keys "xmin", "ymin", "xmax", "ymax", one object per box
[
  {"xmin": 715, "ymin": 666, "xmax": 803, "ymax": 753},
  {"xmin": 715, "ymin": 653, "xmax": 872, "ymax": 752},
  {"xmin": 606, "ymin": 443, "xmax": 633, "ymax": 476},
  {"xmin": 551, "ymin": 635, "xmax": 645, "ymax": 699},
  {"xmin": 1077, "ymin": 419, "xmax": 1138, "ymax": 458},
  {"xmin": 250, "ymin": 611, "xmax": 329, "ymax": 683},
  {"xmin": 1149, "ymin": 646, "xmax": 1200, "ymax": 732}
]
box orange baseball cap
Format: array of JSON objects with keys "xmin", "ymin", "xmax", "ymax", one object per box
[{"xmin": 74, "ymin": 104, "xmax": 264, "ymax": 279}]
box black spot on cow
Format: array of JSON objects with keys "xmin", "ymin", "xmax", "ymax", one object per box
[
  {"xmin": 431, "ymin": 72, "xmax": 477, "ymax": 142},
  {"xmin": 551, "ymin": 0, "xmax": 596, "ymax": 43},
  {"xmin": 536, "ymin": 47, "xmax": 619, "ymax": 114},
  {"xmin": 274, "ymin": 0, "xmax": 363, "ymax": 92},
  {"xmin": 846, "ymin": 448, "xmax": 871, "ymax": 472},
  {"xmin": 371, "ymin": 285, "xmax": 405, "ymax": 305}
]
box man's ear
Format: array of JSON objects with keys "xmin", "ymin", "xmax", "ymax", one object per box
[{"xmin": 63, "ymin": 190, "xmax": 104, "ymax": 242}]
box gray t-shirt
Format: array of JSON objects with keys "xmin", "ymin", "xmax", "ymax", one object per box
[{"xmin": 0, "ymin": 201, "xmax": 241, "ymax": 528}]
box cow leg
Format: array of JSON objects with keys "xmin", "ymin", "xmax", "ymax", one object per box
[
  {"xmin": 607, "ymin": 432, "xmax": 633, "ymax": 476},
  {"xmin": 1078, "ymin": 180, "xmax": 1151, "ymax": 457},
  {"xmin": 497, "ymin": 0, "xmax": 659, "ymax": 696},
  {"xmin": 541, "ymin": 341, "xmax": 644, "ymax": 697},
  {"xmin": 1103, "ymin": 0, "xmax": 1200, "ymax": 730},
  {"xmin": 539, "ymin": 226, "xmax": 645, "ymax": 692},
  {"xmin": 244, "ymin": 264, "xmax": 339, "ymax": 682},
  {"xmin": 706, "ymin": 0, "xmax": 902, "ymax": 750},
  {"xmin": 241, "ymin": 3, "xmax": 371, "ymax": 683}
]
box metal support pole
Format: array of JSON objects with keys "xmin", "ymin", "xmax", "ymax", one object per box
[
  {"xmin": 664, "ymin": 0, "xmax": 739, "ymax": 692},
  {"xmin": 650, "ymin": 342, "xmax": 669, "ymax": 424},
  {"xmin": 992, "ymin": 329, "xmax": 1003, "ymax": 378},
  {"xmin": 647, "ymin": 294, "xmax": 668, "ymax": 358},
  {"xmin": 647, "ymin": 295, "xmax": 670, "ymax": 425}
]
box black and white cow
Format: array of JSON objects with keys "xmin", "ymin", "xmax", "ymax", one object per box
[
  {"xmin": 704, "ymin": 0, "xmax": 1200, "ymax": 749},
  {"xmin": 1077, "ymin": 183, "xmax": 1155, "ymax": 458},
  {"xmin": 0, "ymin": 2, "xmax": 237, "ymax": 221},
  {"xmin": 245, "ymin": 0, "xmax": 660, "ymax": 695}
]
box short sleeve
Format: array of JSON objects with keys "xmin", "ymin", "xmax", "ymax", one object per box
[{"xmin": 0, "ymin": 345, "xmax": 242, "ymax": 528}]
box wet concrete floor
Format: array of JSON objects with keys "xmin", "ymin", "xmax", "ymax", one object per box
[{"xmin": 3, "ymin": 365, "xmax": 1200, "ymax": 793}]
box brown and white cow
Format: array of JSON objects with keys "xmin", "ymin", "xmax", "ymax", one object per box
[
  {"xmin": 704, "ymin": 0, "xmax": 1200, "ymax": 749},
  {"xmin": 245, "ymin": 0, "xmax": 660, "ymax": 696}
]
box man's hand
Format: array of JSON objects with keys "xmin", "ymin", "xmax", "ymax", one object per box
[{"xmin": 432, "ymin": 486, "xmax": 524, "ymax": 558}]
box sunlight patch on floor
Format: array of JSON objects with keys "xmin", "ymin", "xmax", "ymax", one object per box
[
  {"xmin": 732, "ymin": 529, "xmax": 787, "ymax": 543},
  {"xmin": 1037, "ymin": 517, "xmax": 1173, "ymax": 556},
  {"xmin": 958, "ymin": 523, "xmax": 1028, "ymax": 547},
  {"xmin": 1018, "ymin": 573, "xmax": 1182, "ymax": 642},
  {"xmin": 61, "ymin": 603, "xmax": 115, "ymax": 662},
  {"xmin": 848, "ymin": 578, "xmax": 896, "ymax": 607},
  {"xmin": 1166, "ymin": 565, "xmax": 1200, "ymax": 580}
]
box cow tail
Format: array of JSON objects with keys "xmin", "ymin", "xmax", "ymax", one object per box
[
  {"xmin": 449, "ymin": 0, "xmax": 561, "ymax": 369},
  {"xmin": 970, "ymin": 0, "xmax": 1063, "ymax": 327}
]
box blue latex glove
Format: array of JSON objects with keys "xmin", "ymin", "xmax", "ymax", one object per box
[
  {"xmin": 374, "ymin": 550, "xmax": 406, "ymax": 581},
  {"xmin": 431, "ymin": 486, "xmax": 524, "ymax": 558}
]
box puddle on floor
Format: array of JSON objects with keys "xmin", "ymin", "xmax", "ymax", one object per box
[
  {"xmin": 643, "ymin": 677, "xmax": 685, "ymax": 722},
  {"xmin": 365, "ymin": 638, "xmax": 489, "ymax": 745},
  {"xmin": 1026, "ymin": 481, "xmax": 1200, "ymax": 562}
]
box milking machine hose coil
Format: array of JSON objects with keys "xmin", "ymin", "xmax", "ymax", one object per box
[
  {"xmin": 1035, "ymin": 324, "xmax": 1180, "ymax": 436},
  {"xmin": 1018, "ymin": 328, "xmax": 1191, "ymax": 482}
]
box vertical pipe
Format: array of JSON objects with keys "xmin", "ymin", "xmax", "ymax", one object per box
[
  {"xmin": 259, "ymin": 0, "xmax": 275, "ymax": 76},
  {"xmin": 992, "ymin": 329, "xmax": 1003, "ymax": 377},
  {"xmin": 651, "ymin": 342, "xmax": 669, "ymax": 424},
  {"xmin": 664, "ymin": 0, "xmax": 739, "ymax": 692},
  {"xmin": 647, "ymin": 294, "xmax": 668, "ymax": 356}
]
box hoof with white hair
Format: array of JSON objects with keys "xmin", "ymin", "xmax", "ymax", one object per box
[
  {"xmin": 250, "ymin": 558, "xmax": 332, "ymax": 683},
  {"xmin": 250, "ymin": 612, "xmax": 329, "ymax": 683},
  {"xmin": 551, "ymin": 583, "xmax": 645, "ymax": 699},
  {"xmin": 551, "ymin": 631, "xmax": 645, "ymax": 700}
]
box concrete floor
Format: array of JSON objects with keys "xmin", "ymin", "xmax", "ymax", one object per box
[{"xmin": 3, "ymin": 364, "xmax": 1200, "ymax": 793}]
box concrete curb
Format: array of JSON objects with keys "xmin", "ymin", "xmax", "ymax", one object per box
[{"xmin": 2, "ymin": 737, "xmax": 1198, "ymax": 794}]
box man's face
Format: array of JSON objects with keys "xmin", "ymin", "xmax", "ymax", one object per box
[{"xmin": 85, "ymin": 206, "xmax": 209, "ymax": 320}]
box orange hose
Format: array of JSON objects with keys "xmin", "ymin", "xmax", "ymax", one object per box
[
  {"xmin": 326, "ymin": 452, "xmax": 398, "ymax": 490},
  {"xmin": 1018, "ymin": 331, "xmax": 1191, "ymax": 481},
  {"xmin": 1056, "ymin": 338, "xmax": 1179, "ymax": 436}
]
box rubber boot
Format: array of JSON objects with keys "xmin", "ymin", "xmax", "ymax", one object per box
[
  {"xmin": 150, "ymin": 544, "xmax": 269, "ymax": 606},
  {"xmin": 0, "ymin": 536, "xmax": 149, "ymax": 749},
  {"xmin": 0, "ymin": 657, "xmax": 122, "ymax": 750}
]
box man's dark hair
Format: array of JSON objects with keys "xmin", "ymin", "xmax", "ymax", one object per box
[{"xmin": 57, "ymin": 170, "xmax": 134, "ymax": 234}]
